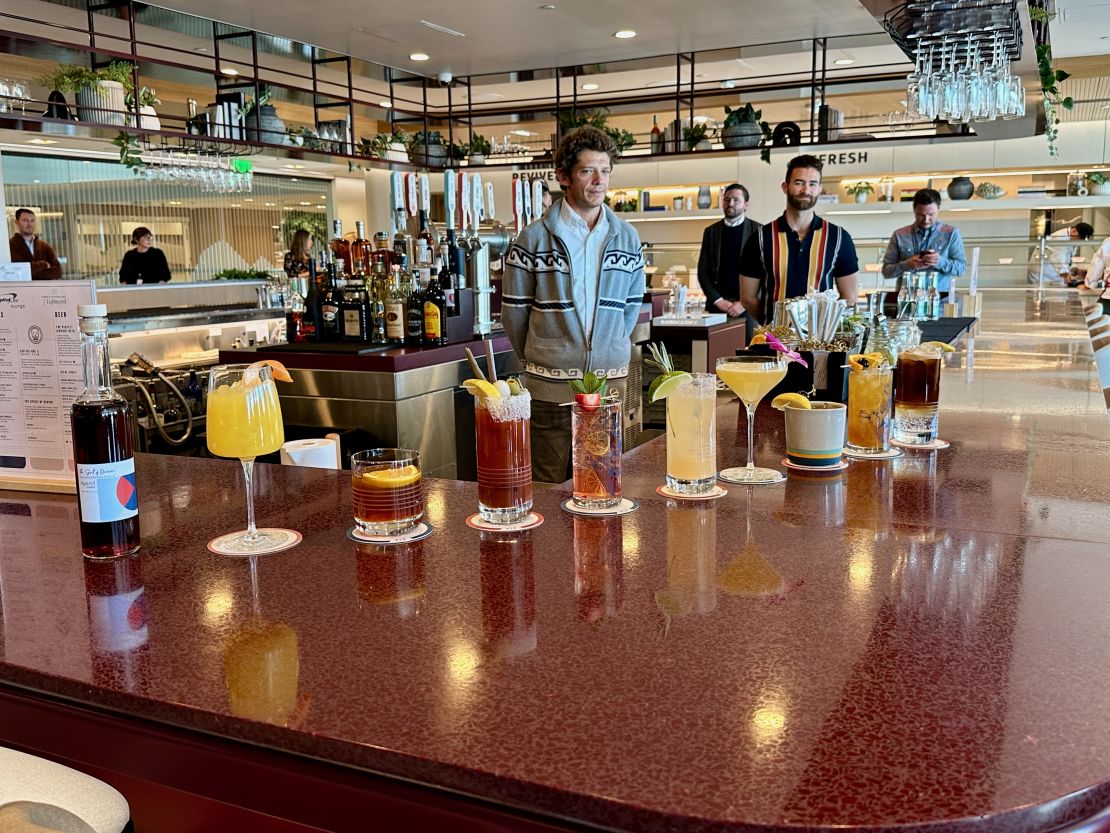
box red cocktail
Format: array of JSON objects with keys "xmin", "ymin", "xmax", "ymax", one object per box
[{"xmin": 476, "ymin": 393, "xmax": 533, "ymax": 524}]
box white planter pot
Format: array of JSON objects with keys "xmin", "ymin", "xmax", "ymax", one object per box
[
  {"xmin": 854, "ymin": 192, "xmax": 869, "ymax": 203},
  {"xmin": 1092, "ymin": 182, "xmax": 1110, "ymax": 196},
  {"xmin": 128, "ymin": 104, "xmax": 160, "ymax": 131},
  {"xmin": 75, "ymin": 80, "xmax": 126, "ymax": 126},
  {"xmin": 385, "ymin": 143, "xmax": 408, "ymax": 163},
  {"xmin": 468, "ymin": 153, "xmax": 486, "ymax": 165}
]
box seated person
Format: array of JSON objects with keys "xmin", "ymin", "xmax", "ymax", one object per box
[{"xmin": 119, "ymin": 227, "xmax": 171, "ymax": 284}]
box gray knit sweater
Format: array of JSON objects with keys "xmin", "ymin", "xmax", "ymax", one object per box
[{"xmin": 502, "ymin": 205, "xmax": 646, "ymax": 403}]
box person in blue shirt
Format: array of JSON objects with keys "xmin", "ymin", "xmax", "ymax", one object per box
[{"xmin": 881, "ymin": 189, "xmax": 966, "ymax": 300}]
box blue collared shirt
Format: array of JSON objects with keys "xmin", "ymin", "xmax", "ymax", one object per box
[{"xmin": 881, "ymin": 222, "xmax": 966, "ymax": 293}]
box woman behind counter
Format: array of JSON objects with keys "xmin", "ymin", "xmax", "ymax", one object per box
[
  {"xmin": 119, "ymin": 227, "xmax": 171, "ymax": 285},
  {"xmin": 283, "ymin": 229, "xmax": 313, "ymax": 280}
]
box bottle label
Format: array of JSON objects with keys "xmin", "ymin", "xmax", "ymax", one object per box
[
  {"xmin": 385, "ymin": 303, "xmax": 405, "ymax": 338},
  {"xmin": 343, "ymin": 309, "xmax": 361, "ymax": 336},
  {"xmin": 424, "ymin": 301, "xmax": 442, "ymax": 339},
  {"xmin": 77, "ymin": 458, "xmax": 138, "ymax": 523},
  {"xmin": 322, "ymin": 303, "xmax": 339, "ymax": 323}
]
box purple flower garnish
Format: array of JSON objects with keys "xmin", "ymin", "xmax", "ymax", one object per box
[{"xmin": 764, "ymin": 331, "xmax": 808, "ymax": 369}]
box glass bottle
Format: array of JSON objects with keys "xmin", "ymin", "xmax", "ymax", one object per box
[
  {"xmin": 319, "ymin": 258, "xmax": 341, "ymax": 341},
  {"xmin": 423, "ymin": 265, "xmax": 448, "ymax": 346},
  {"xmin": 406, "ymin": 263, "xmax": 426, "ymax": 347},
  {"xmin": 373, "ymin": 231, "xmax": 394, "ymax": 272},
  {"xmin": 183, "ymin": 369, "xmax": 204, "ymax": 415},
  {"xmin": 385, "ymin": 265, "xmax": 407, "ymax": 346},
  {"xmin": 437, "ymin": 241, "xmax": 457, "ymax": 317},
  {"xmin": 71, "ymin": 304, "xmax": 141, "ymax": 559},
  {"xmin": 351, "ymin": 221, "xmax": 372, "ymax": 277},
  {"xmin": 340, "ymin": 278, "xmax": 369, "ymax": 342},
  {"xmin": 285, "ymin": 281, "xmax": 306, "ymax": 343},
  {"xmin": 416, "ymin": 210, "xmax": 434, "ymax": 282},
  {"xmin": 650, "ymin": 114, "xmax": 663, "ymax": 154},
  {"xmin": 393, "ymin": 208, "xmax": 413, "ymax": 268},
  {"xmin": 329, "ymin": 219, "xmax": 351, "ymax": 277},
  {"xmin": 369, "ymin": 262, "xmax": 387, "ymax": 344}
]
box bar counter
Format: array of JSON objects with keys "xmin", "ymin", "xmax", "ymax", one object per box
[{"xmin": 3, "ymin": 290, "xmax": 1110, "ymax": 832}]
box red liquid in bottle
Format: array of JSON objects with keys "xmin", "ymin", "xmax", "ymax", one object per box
[{"xmin": 72, "ymin": 399, "xmax": 141, "ymax": 558}]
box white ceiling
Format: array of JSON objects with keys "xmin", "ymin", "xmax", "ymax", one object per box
[
  {"xmin": 1050, "ymin": 0, "xmax": 1110, "ymax": 58},
  {"xmin": 149, "ymin": 0, "xmax": 888, "ymax": 78}
]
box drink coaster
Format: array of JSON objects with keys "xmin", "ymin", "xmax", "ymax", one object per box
[
  {"xmin": 843, "ymin": 447, "xmax": 903, "ymax": 460},
  {"xmin": 656, "ymin": 484, "xmax": 728, "ymax": 501},
  {"xmin": 465, "ymin": 512, "xmax": 544, "ymax": 531},
  {"xmin": 781, "ymin": 458, "xmax": 849, "ymax": 473},
  {"xmin": 560, "ymin": 497, "xmax": 639, "ymax": 516},
  {"xmin": 892, "ymin": 438, "xmax": 950, "ymax": 450},
  {"xmin": 717, "ymin": 468, "xmax": 786, "ymax": 485},
  {"xmin": 208, "ymin": 528, "xmax": 301, "ymax": 556},
  {"xmin": 346, "ymin": 522, "xmax": 434, "ymax": 544}
]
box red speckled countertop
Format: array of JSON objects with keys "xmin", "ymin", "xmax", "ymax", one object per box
[{"xmin": 3, "ymin": 291, "xmax": 1110, "ymax": 832}]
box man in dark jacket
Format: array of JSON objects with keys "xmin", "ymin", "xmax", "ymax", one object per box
[
  {"xmin": 9, "ymin": 208, "xmax": 62, "ymax": 280},
  {"xmin": 697, "ymin": 183, "xmax": 759, "ymax": 318}
]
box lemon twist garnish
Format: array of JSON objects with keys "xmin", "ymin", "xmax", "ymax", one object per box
[
  {"xmin": 463, "ymin": 379, "xmax": 502, "ymax": 399},
  {"xmin": 771, "ymin": 393, "xmax": 812, "ymax": 410}
]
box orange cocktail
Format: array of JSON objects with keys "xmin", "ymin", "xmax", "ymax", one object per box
[{"xmin": 351, "ymin": 448, "xmax": 424, "ymax": 535}]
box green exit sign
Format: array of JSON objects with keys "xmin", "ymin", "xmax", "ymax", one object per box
[{"xmin": 231, "ymin": 159, "xmax": 253, "ymax": 173}]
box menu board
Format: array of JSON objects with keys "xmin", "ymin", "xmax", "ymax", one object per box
[{"xmin": 0, "ymin": 281, "xmax": 96, "ymax": 493}]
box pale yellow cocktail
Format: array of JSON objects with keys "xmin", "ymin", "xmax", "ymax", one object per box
[
  {"xmin": 207, "ymin": 376, "xmax": 284, "ymax": 459},
  {"xmin": 715, "ymin": 355, "xmax": 787, "ymax": 485},
  {"xmin": 665, "ymin": 373, "xmax": 718, "ymax": 493}
]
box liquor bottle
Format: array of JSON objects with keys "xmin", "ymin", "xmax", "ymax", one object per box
[
  {"xmin": 183, "ymin": 369, "xmax": 204, "ymax": 415},
  {"xmin": 373, "ymin": 231, "xmax": 394, "ymax": 272},
  {"xmin": 303, "ymin": 257, "xmax": 321, "ymax": 341},
  {"xmin": 416, "ymin": 210, "xmax": 434, "ymax": 276},
  {"xmin": 385, "ymin": 266, "xmax": 407, "ymax": 346},
  {"xmin": 423, "ymin": 266, "xmax": 448, "ymax": 346},
  {"xmin": 352, "ymin": 221, "xmax": 372, "ymax": 277},
  {"xmin": 285, "ymin": 283, "xmax": 306, "ymax": 343},
  {"xmin": 406, "ymin": 264, "xmax": 426, "ymax": 347},
  {"xmin": 650, "ymin": 114, "xmax": 663, "ymax": 154},
  {"xmin": 369, "ymin": 262, "xmax": 387, "ymax": 344},
  {"xmin": 145, "ymin": 380, "xmax": 164, "ymax": 426},
  {"xmin": 319, "ymin": 258, "xmax": 341, "ymax": 341},
  {"xmin": 437, "ymin": 241, "xmax": 457, "ymax": 317},
  {"xmin": 339, "ymin": 279, "xmax": 364, "ymax": 341},
  {"xmin": 71, "ymin": 304, "xmax": 141, "ymax": 559},
  {"xmin": 393, "ymin": 208, "xmax": 413, "ymax": 268},
  {"xmin": 330, "ymin": 219, "xmax": 352, "ymax": 277}
]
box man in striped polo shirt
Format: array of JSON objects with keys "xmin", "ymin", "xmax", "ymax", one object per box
[{"xmin": 738, "ymin": 154, "xmax": 859, "ymax": 325}]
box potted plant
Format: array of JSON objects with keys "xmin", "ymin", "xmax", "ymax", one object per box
[
  {"xmin": 682, "ymin": 122, "xmax": 714, "ymax": 151},
  {"xmin": 469, "ymin": 133, "xmax": 492, "ymax": 165},
  {"xmin": 721, "ymin": 104, "xmax": 770, "ymax": 149},
  {"xmin": 448, "ymin": 140, "xmax": 469, "ymax": 164},
  {"xmin": 408, "ymin": 130, "xmax": 447, "ymax": 167},
  {"xmin": 1087, "ymin": 172, "xmax": 1110, "ymax": 196},
  {"xmin": 39, "ymin": 61, "xmax": 134, "ymax": 126},
  {"xmin": 846, "ymin": 181, "xmax": 874, "ymax": 203},
  {"xmin": 125, "ymin": 86, "xmax": 160, "ymax": 131},
  {"xmin": 556, "ymin": 108, "xmax": 636, "ymax": 153},
  {"xmin": 240, "ymin": 86, "xmax": 288, "ymax": 145}
]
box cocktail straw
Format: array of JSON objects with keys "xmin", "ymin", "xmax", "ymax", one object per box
[
  {"xmin": 464, "ymin": 347, "xmax": 486, "ymax": 382},
  {"xmin": 485, "ymin": 339, "xmax": 498, "ymax": 383}
]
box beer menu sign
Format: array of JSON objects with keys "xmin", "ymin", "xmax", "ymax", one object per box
[{"xmin": 0, "ymin": 281, "xmax": 96, "ymax": 493}]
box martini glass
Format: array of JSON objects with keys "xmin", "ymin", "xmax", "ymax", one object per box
[{"xmin": 715, "ymin": 355, "xmax": 787, "ymax": 484}]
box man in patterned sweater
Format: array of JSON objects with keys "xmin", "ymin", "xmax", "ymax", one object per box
[{"xmin": 503, "ymin": 127, "xmax": 646, "ymax": 482}]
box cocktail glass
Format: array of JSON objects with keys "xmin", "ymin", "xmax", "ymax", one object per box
[
  {"xmin": 846, "ymin": 363, "xmax": 894, "ymax": 454},
  {"xmin": 715, "ymin": 355, "xmax": 787, "ymax": 484},
  {"xmin": 351, "ymin": 448, "xmax": 423, "ymax": 535},
  {"xmin": 476, "ymin": 392, "xmax": 533, "ymax": 523},
  {"xmin": 893, "ymin": 345, "xmax": 943, "ymax": 444},
  {"xmin": 206, "ymin": 363, "xmax": 287, "ymax": 553},
  {"xmin": 665, "ymin": 372, "xmax": 717, "ymax": 494},
  {"xmin": 571, "ymin": 400, "xmax": 622, "ymax": 508}
]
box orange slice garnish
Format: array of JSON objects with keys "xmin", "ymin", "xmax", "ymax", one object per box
[{"xmin": 246, "ymin": 359, "xmax": 293, "ymax": 384}]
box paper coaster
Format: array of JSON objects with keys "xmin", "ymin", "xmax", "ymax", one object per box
[
  {"xmin": 347, "ymin": 522, "xmax": 434, "ymax": 544},
  {"xmin": 560, "ymin": 497, "xmax": 639, "ymax": 516},
  {"xmin": 782, "ymin": 458, "xmax": 849, "ymax": 473},
  {"xmin": 717, "ymin": 468, "xmax": 786, "ymax": 485},
  {"xmin": 892, "ymin": 438, "xmax": 950, "ymax": 450},
  {"xmin": 207, "ymin": 528, "xmax": 302, "ymax": 556},
  {"xmin": 656, "ymin": 484, "xmax": 728, "ymax": 501},
  {"xmin": 465, "ymin": 512, "xmax": 545, "ymax": 531},
  {"xmin": 843, "ymin": 447, "xmax": 903, "ymax": 460}
]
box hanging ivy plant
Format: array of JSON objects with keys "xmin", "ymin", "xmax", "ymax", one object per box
[
  {"xmin": 112, "ymin": 131, "xmax": 146, "ymax": 176},
  {"xmin": 1036, "ymin": 43, "xmax": 1072, "ymax": 157}
]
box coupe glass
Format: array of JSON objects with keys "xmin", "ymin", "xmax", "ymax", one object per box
[
  {"xmin": 206, "ymin": 363, "xmax": 289, "ymax": 553},
  {"xmin": 715, "ymin": 355, "xmax": 787, "ymax": 485}
]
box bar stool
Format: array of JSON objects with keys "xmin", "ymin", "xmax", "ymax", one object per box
[{"xmin": 0, "ymin": 747, "xmax": 130, "ymax": 833}]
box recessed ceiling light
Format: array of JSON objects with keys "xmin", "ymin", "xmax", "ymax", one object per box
[
  {"xmin": 539, "ymin": 3, "xmax": 555, "ymax": 9},
  {"xmin": 410, "ymin": 52, "xmax": 430, "ymax": 62},
  {"xmin": 245, "ymin": 198, "xmax": 253, "ymax": 201},
  {"xmin": 720, "ymin": 80, "xmax": 736, "ymax": 89},
  {"xmin": 299, "ymin": 201, "xmax": 310, "ymax": 206},
  {"xmin": 581, "ymin": 82, "xmax": 599, "ymax": 91},
  {"xmin": 315, "ymin": 204, "xmax": 326, "ymax": 209},
  {"xmin": 272, "ymin": 225, "xmax": 281, "ymax": 229},
  {"xmin": 291, "ymin": 178, "xmax": 298, "ymax": 181},
  {"xmin": 692, "ymin": 115, "xmax": 712, "ymax": 124},
  {"xmin": 82, "ymin": 160, "xmax": 92, "ymax": 164},
  {"xmin": 220, "ymin": 67, "xmax": 239, "ymax": 76},
  {"xmin": 614, "ymin": 30, "xmax": 636, "ymax": 39},
  {"xmin": 194, "ymin": 47, "xmax": 208, "ymax": 53},
  {"xmin": 834, "ymin": 58, "xmax": 854, "ymax": 66},
  {"xmin": 27, "ymin": 138, "xmax": 57, "ymax": 145},
  {"xmin": 379, "ymin": 100, "xmax": 392, "ymax": 108}
]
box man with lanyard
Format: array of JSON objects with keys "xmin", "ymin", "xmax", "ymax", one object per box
[
  {"xmin": 697, "ymin": 183, "xmax": 761, "ymax": 319},
  {"xmin": 881, "ymin": 188, "xmax": 966, "ymax": 301},
  {"xmin": 738, "ymin": 154, "xmax": 859, "ymax": 325}
]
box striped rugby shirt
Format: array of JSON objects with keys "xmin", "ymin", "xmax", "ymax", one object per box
[{"xmin": 739, "ymin": 213, "xmax": 859, "ymax": 324}]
